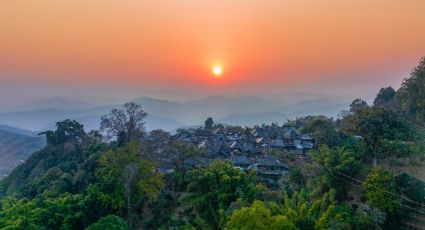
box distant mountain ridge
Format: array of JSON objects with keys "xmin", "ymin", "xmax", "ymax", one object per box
[
  {"xmin": 0, "ymin": 95, "xmax": 348, "ymax": 132},
  {"xmin": 19, "ymin": 96, "xmax": 93, "ymax": 111},
  {"xmin": 0, "ymin": 124, "xmax": 38, "ymax": 136}
]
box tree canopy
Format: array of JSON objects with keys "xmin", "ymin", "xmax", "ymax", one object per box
[
  {"xmin": 39, "ymin": 119, "xmax": 86, "ymax": 145},
  {"xmin": 363, "ymin": 167, "xmax": 400, "ymax": 216},
  {"xmin": 100, "ymin": 102, "xmax": 148, "ymax": 145},
  {"xmin": 396, "ymin": 57, "xmax": 425, "ymax": 123}
]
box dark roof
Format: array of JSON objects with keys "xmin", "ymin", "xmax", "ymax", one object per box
[
  {"xmin": 184, "ymin": 156, "xmax": 207, "ymax": 168},
  {"xmin": 242, "ymin": 143, "xmax": 260, "ymax": 154},
  {"xmin": 229, "ymin": 141, "xmax": 243, "ymax": 149},
  {"xmin": 283, "ymin": 128, "xmax": 299, "ymax": 139},
  {"xmin": 270, "ymin": 138, "xmax": 284, "ymax": 147},
  {"xmin": 258, "ymin": 156, "xmax": 287, "ymax": 168},
  {"xmin": 230, "ymin": 155, "xmax": 252, "ymax": 165}
]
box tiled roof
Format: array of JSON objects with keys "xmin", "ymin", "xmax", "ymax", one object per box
[
  {"xmin": 230, "ymin": 155, "xmax": 252, "ymax": 165},
  {"xmin": 258, "ymin": 156, "xmax": 287, "ymax": 167}
]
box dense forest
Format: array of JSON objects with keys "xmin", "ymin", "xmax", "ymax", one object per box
[{"xmin": 1, "ymin": 57, "xmax": 425, "ymax": 230}]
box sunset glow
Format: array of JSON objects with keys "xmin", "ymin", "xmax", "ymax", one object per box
[
  {"xmin": 1, "ymin": 0, "xmax": 425, "ymax": 96},
  {"xmin": 213, "ymin": 66, "xmax": 222, "ymax": 77}
]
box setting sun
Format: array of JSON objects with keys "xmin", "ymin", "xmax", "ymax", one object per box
[{"xmin": 213, "ymin": 66, "xmax": 222, "ymax": 77}]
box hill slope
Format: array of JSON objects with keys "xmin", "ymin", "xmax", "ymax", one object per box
[{"xmin": 0, "ymin": 129, "xmax": 45, "ymax": 179}]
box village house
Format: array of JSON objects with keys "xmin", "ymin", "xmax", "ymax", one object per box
[
  {"xmin": 230, "ymin": 155, "xmax": 253, "ymax": 171},
  {"xmin": 164, "ymin": 124, "xmax": 314, "ymax": 175},
  {"xmin": 248, "ymin": 156, "xmax": 288, "ymax": 176}
]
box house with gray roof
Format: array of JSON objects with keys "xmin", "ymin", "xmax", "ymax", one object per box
[
  {"xmin": 230, "ymin": 155, "xmax": 252, "ymax": 171},
  {"xmin": 250, "ymin": 156, "xmax": 288, "ymax": 176}
]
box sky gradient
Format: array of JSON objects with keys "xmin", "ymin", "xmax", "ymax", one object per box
[{"xmin": 1, "ymin": 0, "xmax": 425, "ymax": 106}]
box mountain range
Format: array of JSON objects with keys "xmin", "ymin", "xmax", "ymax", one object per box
[{"xmin": 0, "ymin": 95, "xmax": 348, "ymax": 132}]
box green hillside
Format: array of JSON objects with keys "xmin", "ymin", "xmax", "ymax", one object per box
[{"xmin": 0, "ymin": 129, "xmax": 44, "ymax": 179}]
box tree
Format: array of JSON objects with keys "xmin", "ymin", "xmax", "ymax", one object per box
[
  {"xmin": 171, "ymin": 141, "xmax": 203, "ymax": 190},
  {"xmin": 302, "ymin": 116, "xmax": 341, "ymax": 147},
  {"xmin": 363, "ymin": 167, "xmax": 399, "ymax": 216},
  {"xmin": 0, "ymin": 193, "xmax": 91, "ymax": 230},
  {"xmin": 267, "ymin": 189, "xmax": 352, "ymax": 230},
  {"xmin": 100, "ymin": 102, "xmax": 148, "ymax": 145},
  {"xmin": 350, "ymin": 98, "xmax": 368, "ymax": 113},
  {"xmin": 309, "ymin": 146, "xmax": 360, "ymax": 200},
  {"xmin": 396, "ymin": 57, "xmax": 425, "ymax": 123},
  {"xmin": 85, "ymin": 215, "xmax": 128, "ymax": 230},
  {"xmin": 142, "ymin": 129, "xmax": 171, "ymax": 162},
  {"xmin": 204, "ymin": 117, "xmax": 214, "ymax": 130},
  {"xmin": 184, "ymin": 161, "xmax": 261, "ymax": 229},
  {"xmin": 39, "ymin": 119, "xmax": 86, "ymax": 145},
  {"xmin": 339, "ymin": 106, "xmax": 413, "ymax": 162},
  {"xmin": 354, "ymin": 203, "xmax": 386, "ymax": 230},
  {"xmin": 397, "ymin": 173, "xmax": 425, "ymax": 204},
  {"xmin": 96, "ymin": 142, "xmax": 163, "ymax": 225},
  {"xmin": 374, "ymin": 87, "xmax": 396, "ymax": 110},
  {"xmin": 225, "ymin": 200, "xmax": 297, "ymax": 230}
]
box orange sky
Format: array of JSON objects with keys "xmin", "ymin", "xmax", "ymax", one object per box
[{"xmin": 1, "ymin": 0, "xmax": 425, "ymax": 93}]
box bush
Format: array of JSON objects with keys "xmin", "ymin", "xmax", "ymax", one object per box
[{"xmin": 85, "ymin": 215, "xmax": 128, "ymax": 230}]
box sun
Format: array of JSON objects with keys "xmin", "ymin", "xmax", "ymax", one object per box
[{"xmin": 213, "ymin": 66, "xmax": 222, "ymax": 77}]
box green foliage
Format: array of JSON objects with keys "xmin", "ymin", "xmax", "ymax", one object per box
[
  {"xmin": 229, "ymin": 189, "xmax": 354, "ymax": 230},
  {"xmin": 302, "ymin": 116, "xmax": 341, "ymax": 147},
  {"xmin": 96, "ymin": 142, "xmax": 163, "ymax": 227},
  {"xmin": 349, "ymin": 98, "xmax": 368, "ymax": 113},
  {"xmin": 171, "ymin": 141, "xmax": 204, "ymax": 191},
  {"xmin": 289, "ymin": 167, "xmax": 305, "ymax": 187},
  {"xmin": 1, "ymin": 141, "xmax": 106, "ymax": 197},
  {"xmin": 340, "ymin": 105, "xmax": 414, "ymax": 159},
  {"xmin": 225, "ymin": 200, "xmax": 297, "ymax": 230},
  {"xmin": 374, "ymin": 87, "xmax": 396, "ymax": 110},
  {"xmin": 0, "ymin": 143, "xmax": 164, "ymax": 230},
  {"xmin": 396, "ymin": 57, "xmax": 425, "ymax": 123},
  {"xmin": 309, "ymin": 146, "xmax": 360, "ymax": 199},
  {"xmin": 363, "ymin": 167, "xmax": 400, "ymax": 215},
  {"xmin": 0, "ymin": 193, "xmax": 89, "ymax": 230},
  {"xmin": 39, "ymin": 119, "xmax": 86, "ymax": 146},
  {"xmin": 397, "ymin": 173, "xmax": 425, "ymax": 203},
  {"xmin": 85, "ymin": 215, "xmax": 128, "ymax": 230},
  {"xmin": 354, "ymin": 203, "xmax": 386, "ymax": 230},
  {"xmin": 184, "ymin": 161, "xmax": 262, "ymax": 229}
]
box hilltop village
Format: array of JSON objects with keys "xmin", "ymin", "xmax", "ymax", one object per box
[{"xmin": 143, "ymin": 119, "xmax": 315, "ymax": 177}]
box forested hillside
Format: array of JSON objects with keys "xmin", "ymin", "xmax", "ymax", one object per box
[
  {"xmin": 1, "ymin": 57, "xmax": 425, "ymax": 229},
  {"xmin": 0, "ymin": 127, "xmax": 45, "ymax": 179}
]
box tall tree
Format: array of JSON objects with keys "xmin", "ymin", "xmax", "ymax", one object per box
[
  {"xmin": 349, "ymin": 98, "xmax": 368, "ymax": 113},
  {"xmin": 184, "ymin": 161, "xmax": 261, "ymax": 229},
  {"xmin": 302, "ymin": 116, "xmax": 340, "ymax": 147},
  {"xmin": 339, "ymin": 105, "xmax": 413, "ymax": 162},
  {"xmin": 100, "ymin": 102, "xmax": 148, "ymax": 145},
  {"xmin": 96, "ymin": 142, "xmax": 163, "ymax": 225},
  {"xmin": 309, "ymin": 146, "xmax": 360, "ymax": 200},
  {"xmin": 204, "ymin": 117, "xmax": 214, "ymax": 130},
  {"xmin": 171, "ymin": 141, "xmax": 203, "ymax": 190},
  {"xmin": 363, "ymin": 167, "xmax": 399, "ymax": 216},
  {"xmin": 374, "ymin": 87, "xmax": 396, "ymax": 110},
  {"xmin": 39, "ymin": 119, "xmax": 86, "ymax": 145},
  {"xmin": 396, "ymin": 57, "xmax": 425, "ymax": 123}
]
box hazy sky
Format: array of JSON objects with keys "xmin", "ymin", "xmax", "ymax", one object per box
[{"xmin": 1, "ymin": 0, "xmax": 425, "ymax": 107}]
